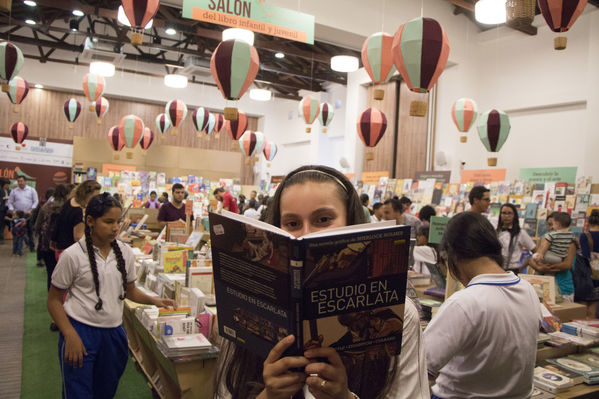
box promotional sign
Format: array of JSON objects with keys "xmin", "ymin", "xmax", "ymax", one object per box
[
  {"xmin": 428, "ymin": 216, "xmax": 450, "ymax": 245},
  {"xmin": 519, "ymin": 167, "xmax": 577, "ymax": 185},
  {"xmin": 182, "ymin": 0, "xmax": 315, "ymax": 44},
  {"xmin": 0, "ymin": 136, "xmax": 72, "ymax": 167},
  {"xmin": 361, "ymin": 171, "xmax": 389, "ymax": 186},
  {"xmin": 413, "ymin": 170, "xmax": 451, "ymax": 183},
  {"xmin": 460, "ymin": 168, "xmax": 506, "ymax": 184}
]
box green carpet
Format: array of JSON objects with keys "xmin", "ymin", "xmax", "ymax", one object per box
[{"xmin": 21, "ymin": 252, "xmax": 153, "ymax": 398}]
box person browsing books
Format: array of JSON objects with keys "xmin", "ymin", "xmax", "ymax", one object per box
[
  {"xmin": 215, "ymin": 165, "xmax": 429, "ymax": 399},
  {"xmin": 213, "ymin": 187, "xmax": 239, "ymax": 214},
  {"xmin": 496, "ymin": 203, "xmax": 536, "ymax": 274},
  {"xmin": 467, "ymin": 186, "xmax": 490, "ymax": 214},
  {"xmin": 47, "ymin": 193, "xmax": 176, "ymax": 399},
  {"xmin": 157, "ymin": 183, "xmax": 192, "ymax": 225},
  {"xmin": 381, "ymin": 198, "xmax": 420, "ymax": 239},
  {"xmin": 424, "ymin": 212, "xmax": 541, "ymax": 399},
  {"xmin": 144, "ymin": 191, "xmax": 161, "ymax": 209}
]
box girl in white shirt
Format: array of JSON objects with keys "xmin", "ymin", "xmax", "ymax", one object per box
[
  {"xmin": 47, "ymin": 193, "xmax": 176, "ymax": 398},
  {"xmin": 215, "ymin": 165, "xmax": 429, "ymax": 399},
  {"xmin": 496, "ymin": 203, "xmax": 536, "ymax": 273}
]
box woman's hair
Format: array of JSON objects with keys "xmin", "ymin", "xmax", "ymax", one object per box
[
  {"xmin": 52, "ymin": 184, "xmax": 71, "ymax": 205},
  {"xmin": 496, "ymin": 203, "xmax": 521, "ymax": 269},
  {"xmin": 150, "ymin": 190, "xmax": 157, "ymax": 196},
  {"xmin": 84, "ymin": 193, "xmax": 127, "ymax": 311},
  {"xmin": 418, "ymin": 205, "xmax": 436, "ymax": 223},
  {"xmin": 217, "ymin": 166, "xmax": 395, "ymax": 399},
  {"xmin": 589, "ymin": 210, "xmax": 599, "ymax": 227},
  {"xmin": 74, "ymin": 180, "xmax": 101, "ymax": 207},
  {"xmin": 440, "ymin": 212, "xmax": 503, "ymax": 280}
]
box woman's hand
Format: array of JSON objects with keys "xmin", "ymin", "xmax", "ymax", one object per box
[
  {"xmin": 528, "ymin": 257, "xmax": 552, "ymax": 274},
  {"xmin": 258, "ymin": 335, "xmax": 309, "ymax": 399},
  {"xmin": 64, "ymin": 331, "xmax": 87, "ymax": 368},
  {"xmin": 304, "ymin": 347, "xmax": 352, "ymax": 399},
  {"xmin": 153, "ymin": 297, "xmax": 177, "ymax": 310}
]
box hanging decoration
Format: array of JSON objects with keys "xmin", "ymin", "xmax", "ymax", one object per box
[
  {"xmin": 7, "ymin": 76, "xmax": 29, "ymax": 111},
  {"xmin": 118, "ymin": 114, "xmax": 144, "ymax": 151},
  {"xmin": 452, "ymin": 97, "xmax": 478, "ymax": 143},
  {"xmin": 357, "ymin": 108, "xmax": 387, "ymax": 161},
  {"xmin": 538, "ymin": 0, "xmax": 587, "ymax": 50},
  {"xmin": 204, "ymin": 112, "xmax": 216, "ymax": 140},
  {"xmin": 361, "ymin": 32, "xmax": 396, "ymax": 100},
  {"xmin": 225, "ymin": 110, "xmax": 248, "ymax": 141},
  {"xmin": 214, "ymin": 113, "xmax": 225, "ymax": 139},
  {"xmin": 94, "ymin": 96, "xmax": 109, "ymax": 125},
  {"xmin": 192, "ymin": 107, "xmax": 211, "ymax": 138},
  {"xmin": 82, "ymin": 73, "xmax": 105, "ymax": 111},
  {"xmin": 210, "ymin": 39, "xmax": 259, "ymax": 120},
  {"xmin": 63, "ymin": 98, "xmax": 82, "ymax": 128},
  {"xmin": 262, "ymin": 141, "xmax": 277, "ymax": 167},
  {"xmin": 121, "ymin": 0, "xmax": 160, "ymax": 45},
  {"xmin": 0, "ymin": 42, "xmax": 24, "ymax": 92},
  {"xmin": 477, "ymin": 109, "xmax": 511, "ymax": 167},
  {"xmin": 155, "ymin": 113, "xmax": 171, "ymax": 138},
  {"xmin": 299, "ymin": 96, "xmax": 320, "ymax": 133},
  {"xmin": 107, "ymin": 126, "xmax": 125, "ymax": 151},
  {"xmin": 239, "ymin": 130, "xmax": 264, "ymax": 164},
  {"xmin": 165, "ymin": 99, "xmax": 187, "ymax": 136},
  {"xmin": 318, "ymin": 102, "xmax": 334, "ymax": 133},
  {"xmin": 10, "ymin": 121, "xmax": 28, "ymax": 150},
  {"xmin": 139, "ymin": 127, "xmax": 154, "ymax": 150}
]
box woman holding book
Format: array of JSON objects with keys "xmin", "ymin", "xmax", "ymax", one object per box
[
  {"xmin": 215, "ymin": 165, "xmax": 429, "ymax": 399},
  {"xmin": 496, "ymin": 203, "xmax": 536, "ymax": 274},
  {"xmin": 424, "ymin": 212, "xmax": 541, "ymax": 399}
]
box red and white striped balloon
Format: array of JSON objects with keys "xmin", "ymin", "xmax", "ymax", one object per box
[
  {"xmin": 10, "ymin": 121, "xmax": 28, "ymax": 145},
  {"xmin": 139, "ymin": 127, "xmax": 154, "ymax": 150},
  {"xmin": 107, "ymin": 126, "xmax": 125, "ymax": 151},
  {"xmin": 95, "ymin": 96, "xmax": 110, "ymax": 124},
  {"xmin": 239, "ymin": 131, "xmax": 265, "ymax": 157}
]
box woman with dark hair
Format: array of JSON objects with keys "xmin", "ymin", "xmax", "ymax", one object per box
[
  {"xmin": 215, "ymin": 165, "xmax": 428, "ymax": 399},
  {"xmin": 575, "ymin": 210, "xmax": 599, "ymax": 314},
  {"xmin": 424, "ymin": 212, "xmax": 540, "ymax": 399},
  {"xmin": 47, "ymin": 193, "xmax": 175, "ymax": 398},
  {"xmin": 496, "ymin": 203, "xmax": 536, "ymax": 273}
]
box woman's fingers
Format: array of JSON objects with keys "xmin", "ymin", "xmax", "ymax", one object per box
[
  {"xmin": 265, "ymin": 335, "xmax": 295, "ymax": 365},
  {"xmin": 265, "ymin": 371, "xmax": 306, "ymax": 390},
  {"xmin": 304, "ymin": 347, "xmax": 344, "ymax": 368},
  {"xmin": 267, "ymin": 356, "xmax": 310, "ymax": 376}
]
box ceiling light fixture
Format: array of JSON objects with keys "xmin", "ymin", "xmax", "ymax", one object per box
[
  {"xmin": 72, "ymin": 9, "xmax": 84, "ymax": 17},
  {"xmin": 222, "ymin": 28, "xmax": 254, "ymax": 45},
  {"xmin": 249, "ymin": 88, "xmax": 272, "ymax": 101},
  {"xmin": 117, "ymin": 6, "xmax": 152, "ymax": 29},
  {"xmin": 34, "ymin": 83, "xmax": 43, "ymax": 89},
  {"xmin": 25, "ymin": 18, "xmax": 36, "ymax": 25},
  {"xmin": 275, "ymin": 52, "xmax": 285, "ymax": 59},
  {"xmin": 70, "ymin": 18, "xmax": 80, "ymax": 32},
  {"xmin": 165, "ymin": 27, "xmax": 177, "ymax": 35},
  {"xmin": 475, "ymin": 0, "xmax": 507, "ymax": 25},
  {"xmin": 164, "ymin": 74, "xmax": 188, "ymax": 89},
  {"xmin": 23, "ymin": 1, "xmax": 36, "ymax": 6},
  {"xmin": 330, "ymin": 55, "xmax": 359, "ymax": 73},
  {"xmin": 90, "ymin": 61, "xmax": 115, "ymax": 77}
]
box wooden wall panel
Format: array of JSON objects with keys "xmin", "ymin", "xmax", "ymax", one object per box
[
  {"xmin": 362, "ymin": 82, "xmax": 398, "ymax": 173},
  {"xmin": 0, "ymin": 89, "xmax": 259, "ymax": 184}
]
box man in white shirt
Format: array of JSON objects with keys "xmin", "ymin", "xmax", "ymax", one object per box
[{"xmin": 8, "ymin": 176, "xmax": 39, "ymax": 251}]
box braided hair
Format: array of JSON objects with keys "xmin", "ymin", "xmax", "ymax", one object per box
[{"xmin": 84, "ymin": 192, "xmax": 127, "ymax": 311}]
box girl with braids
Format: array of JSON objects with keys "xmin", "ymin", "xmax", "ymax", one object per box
[
  {"xmin": 47, "ymin": 193, "xmax": 176, "ymax": 398},
  {"xmin": 496, "ymin": 203, "xmax": 536, "ymax": 274},
  {"xmin": 215, "ymin": 165, "xmax": 428, "ymax": 399}
]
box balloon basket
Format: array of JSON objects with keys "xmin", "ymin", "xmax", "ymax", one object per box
[
  {"xmin": 224, "ymin": 107, "xmax": 238, "ymax": 121},
  {"xmin": 114, "ymin": 154, "xmax": 120, "ymax": 160},
  {"xmin": 253, "ymin": 156, "xmax": 259, "ymax": 163},
  {"xmin": 267, "ymin": 162, "xmax": 271, "ymax": 168},
  {"xmin": 196, "ymin": 132, "xmax": 202, "ymax": 138},
  {"xmin": 365, "ymin": 152, "xmax": 375, "ymax": 161},
  {"xmin": 459, "ymin": 136, "xmax": 467, "ymax": 143},
  {"xmin": 89, "ymin": 105, "xmax": 95, "ymax": 111},
  {"xmin": 231, "ymin": 142, "xmax": 238, "ymax": 150},
  {"xmin": 305, "ymin": 127, "xmax": 311, "ymax": 133},
  {"xmin": 68, "ymin": 123, "xmax": 74, "ymax": 129},
  {"xmin": 130, "ymin": 32, "xmax": 143, "ymax": 46},
  {"xmin": 245, "ymin": 158, "xmax": 250, "ymax": 165},
  {"xmin": 205, "ymin": 136, "xmax": 210, "ymax": 141},
  {"xmin": 554, "ymin": 37, "xmax": 567, "ymax": 50},
  {"xmin": 12, "ymin": 105, "xmax": 19, "ymax": 113},
  {"xmin": 215, "ymin": 133, "xmax": 220, "ymax": 139},
  {"xmin": 126, "ymin": 152, "xmax": 133, "ymax": 160},
  {"xmin": 15, "ymin": 145, "xmax": 21, "ymax": 151},
  {"xmin": 322, "ymin": 128, "xmax": 327, "ymax": 133},
  {"xmin": 487, "ymin": 157, "xmax": 498, "ymax": 167},
  {"xmin": 0, "ymin": 0, "xmax": 12, "ymax": 12},
  {"xmin": 1, "ymin": 83, "xmax": 8, "ymax": 92},
  {"xmin": 374, "ymin": 89, "xmax": 385, "ymax": 100},
  {"xmin": 172, "ymin": 129, "xmax": 178, "ymax": 136},
  {"xmin": 97, "ymin": 119, "xmax": 102, "ymax": 125},
  {"xmin": 409, "ymin": 101, "xmax": 427, "ymax": 117}
]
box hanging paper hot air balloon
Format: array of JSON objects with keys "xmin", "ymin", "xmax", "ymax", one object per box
[
  {"xmin": 318, "ymin": 102, "xmax": 334, "ymax": 133},
  {"xmin": 214, "ymin": 113, "xmax": 225, "ymax": 139},
  {"xmin": 357, "ymin": 108, "xmax": 387, "ymax": 161},
  {"xmin": 0, "ymin": 42, "xmax": 24, "ymax": 92},
  {"xmin": 299, "ymin": 96, "xmax": 320, "ymax": 133},
  {"xmin": 392, "ymin": 17, "xmax": 449, "ymax": 117},
  {"xmin": 119, "ymin": 114, "xmax": 144, "ymax": 148},
  {"xmin": 165, "ymin": 99, "xmax": 187, "ymax": 136},
  {"xmin": 239, "ymin": 131, "xmax": 264, "ymax": 164},
  {"xmin": 7, "ymin": 76, "xmax": 29, "ymax": 111},
  {"xmin": 107, "ymin": 126, "xmax": 125, "ymax": 151},
  {"xmin": 83, "ymin": 73, "xmax": 105, "ymax": 111},
  {"xmin": 451, "ymin": 98, "xmax": 478, "ymax": 144},
  {"xmin": 211, "ymin": 39, "xmax": 259, "ymax": 121},
  {"xmin": 63, "ymin": 98, "xmax": 82, "ymax": 128},
  {"xmin": 140, "ymin": 127, "xmax": 154, "ymax": 150},
  {"xmin": 538, "ymin": 0, "xmax": 587, "ymax": 50},
  {"xmin": 262, "ymin": 141, "xmax": 277, "ymax": 167},
  {"xmin": 477, "ymin": 109, "xmax": 511, "ymax": 167},
  {"xmin": 204, "ymin": 112, "xmax": 216, "ymax": 139},
  {"xmin": 121, "ymin": 0, "xmax": 160, "ymax": 45},
  {"xmin": 225, "ymin": 110, "xmax": 248, "ymax": 141},
  {"xmin": 94, "ymin": 96, "xmax": 109, "ymax": 125},
  {"xmin": 192, "ymin": 107, "xmax": 211, "ymax": 138},
  {"xmin": 155, "ymin": 113, "xmax": 171, "ymax": 138},
  {"xmin": 10, "ymin": 122, "xmax": 28, "ymax": 149},
  {"xmin": 362, "ymin": 32, "xmax": 397, "ymax": 100}
]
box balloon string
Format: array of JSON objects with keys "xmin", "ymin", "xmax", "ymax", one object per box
[
  {"xmin": 381, "ymin": 0, "xmax": 386, "ymax": 32},
  {"xmin": 421, "ymin": 0, "xmax": 424, "ymax": 17}
]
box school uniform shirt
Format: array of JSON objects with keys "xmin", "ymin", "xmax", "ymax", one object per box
[
  {"xmin": 424, "ymin": 272, "xmax": 541, "ymax": 399},
  {"xmin": 413, "ymin": 246, "xmax": 437, "ymax": 275},
  {"xmin": 51, "ymin": 237, "xmax": 137, "ymax": 328},
  {"xmin": 497, "ymin": 230, "xmax": 536, "ymax": 270}
]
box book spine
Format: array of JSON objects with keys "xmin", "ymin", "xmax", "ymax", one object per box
[{"xmin": 289, "ymin": 241, "xmax": 304, "ymax": 355}]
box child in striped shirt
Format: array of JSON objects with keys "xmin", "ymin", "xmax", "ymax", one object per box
[{"xmin": 533, "ymin": 212, "xmax": 575, "ymax": 264}]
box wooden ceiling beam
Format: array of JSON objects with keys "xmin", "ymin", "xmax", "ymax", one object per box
[{"xmin": 446, "ymin": 0, "xmax": 474, "ymax": 11}]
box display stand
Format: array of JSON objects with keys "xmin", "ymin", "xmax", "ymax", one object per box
[{"xmin": 123, "ymin": 300, "xmax": 218, "ymax": 399}]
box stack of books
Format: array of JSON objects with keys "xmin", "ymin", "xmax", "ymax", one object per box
[
  {"xmin": 562, "ymin": 321, "xmax": 599, "ymax": 338},
  {"xmin": 547, "ymin": 353, "xmax": 599, "ymax": 384},
  {"xmin": 548, "ymin": 331, "xmax": 597, "ymax": 347},
  {"xmin": 534, "ymin": 366, "xmax": 574, "ymax": 393},
  {"xmin": 157, "ymin": 333, "xmax": 212, "ymax": 358},
  {"xmin": 420, "ymin": 298, "xmax": 441, "ymax": 322},
  {"xmin": 537, "ymin": 333, "xmax": 551, "ymax": 349}
]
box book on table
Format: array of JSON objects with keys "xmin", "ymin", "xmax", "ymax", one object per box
[
  {"xmin": 533, "ymin": 366, "xmax": 573, "ymax": 392},
  {"xmin": 209, "ymin": 211, "xmax": 410, "ymax": 360}
]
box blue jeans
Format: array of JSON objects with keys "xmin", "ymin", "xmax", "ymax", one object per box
[{"xmin": 13, "ymin": 236, "xmax": 23, "ymax": 255}]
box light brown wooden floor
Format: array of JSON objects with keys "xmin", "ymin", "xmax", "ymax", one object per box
[{"xmin": 0, "ymin": 239, "xmax": 27, "ymax": 399}]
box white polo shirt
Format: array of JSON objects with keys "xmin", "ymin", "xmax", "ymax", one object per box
[
  {"xmin": 52, "ymin": 237, "xmax": 137, "ymax": 328},
  {"xmin": 424, "ymin": 272, "xmax": 541, "ymax": 399}
]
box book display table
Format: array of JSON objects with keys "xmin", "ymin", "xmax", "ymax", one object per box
[{"xmin": 123, "ymin": 300, "xmax": 219, "ymax": 399}]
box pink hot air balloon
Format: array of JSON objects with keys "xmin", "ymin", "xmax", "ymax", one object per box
[
  {"xmin": 82, "ymin": 73, "xmax": 105, "ymax": 111},
  {"xmin": 538, "ymin": 0, "xmax": 587, "ymax": 49},
  {"xmin": 451, "ymin": 98, "xmax": 478, "ymax": 133},
  {"xmin": 225, "ymin": 110, "xmax": 248, "ymax": 141},
  {"xmin": 140, "ymin": 127, "xmax": 154, "ymax": 150},
  {"xmin": 107, "ymin": 126, "xmax": 125, "ymax": 152},
  {"xmin": 118, "ymin": 114, "xmax": 144, "ymax": 148},
  {"xmin": 95, "ymin": 96, "xmax": 109, "ymax": 125},
  {"xmin": 357, "ymin": 108, "xmax": 387, "ymax": 148},
  {"xmin": 121, "ymin": 0, "xmax": 160, "ymax": 44},
  {"xmin": 263, "ymin": 141, "xmax": 278, "ymax": 162},
  {"xmin": 63, "ymin": 98, "xmax": 82, "ymax": 128},
  {"xmin": 362, "ymin": 32, "xmax": 396, "ymax": 100},
  {"xmin": 165, "ymin": 99, "xmax": 187, "ymax": 136},
  {"xmin": 299, "ymin": 96, "xmax": 320, "ymax": 133},
  {"xmin": 214, "ymin": 113, "xmax": 225, "ymax": 138},
  {"xmin": 239, "ymin": 131, "xmax": 265, "ymax": 164},
  {"xmin": 7, "ymin": 76, "xmax": 29, "ymax": 109},
  {"xmin": 156, "ymin": 113, "xmax": 171, "ymax": 137},
  {"xmin": 10, "ymin": 121, "xmax": 28, "ymax": 148}
]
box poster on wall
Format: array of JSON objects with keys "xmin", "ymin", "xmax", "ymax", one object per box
[
  {"xmin": 413, "ymin": 170, "xmax": 451, "ymax": 183},
  {"xmin": 519, "ymin": 167, "xmax": 577, "ymax": 185},
  {"xmin": 460, "ymin": 169, "xmax": 507, "ymax": 184}
]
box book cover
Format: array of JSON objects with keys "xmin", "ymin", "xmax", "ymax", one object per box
[
  {"xmin": 523, "ymin": 218, "xmax": 538, "ymax": 237},
  {"xmin": 530, "ymin": 387, "xmax": 555, "ymax": 398},
  {"xmin": 209, "ymin": 211, "xmax": 409, "ymax": 360},
  {"xmin": 525, "ymin": 203, "xmax": 538, "ymax": 219},
  {"xmin": 162, "ymin": 250, "xmax": 189, "ymax": 273},
  {"xmin": 537, "ymin": 360, "xmax": 585, "ymax": 385},
  {"xmin": 534, "ymin": 366, "xmax": 573, "ymax": 391},
  {"xmin": 555, "ymin": 182, "xmax": 567, "ymax": 201},
  {"xmin": 522, "ymin": 275, "xmax": 557, "ymax": 304}
]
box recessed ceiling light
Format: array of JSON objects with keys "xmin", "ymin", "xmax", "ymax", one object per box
[
  {"xmin": 90, "ymin": 61, "xmax": 115, "ymax": 77},
  {"xmin": 34, "ymin": 84, "xmax": 43, "ymax": 89},
  {"xmin": 475, "ymin": 0, "xmax": 507, "ymax": 25},
  {"xmin": 164, "ymin": 74, "xmax": 188, "ymax": 88},
  {"xmin": 330, "ymin": 55, "xmax": 359, "ymax": 72},
  {"xmin": 25, "ymin": 19, "xmax": 36, "ymax": 25},
  {"xmin": 275, "ymin": 52, "xmax": 285, "ymax": 59},
  {"xmin": 72, "ymin": 9, "xmax": 84, "ymax": 17},
  {"xmin": 23, "ymin": 1, "xmax": 36, "ymax": 6},
  {"xmin": 165, "ymin": 27, "xmax": 176, "ymax": 36}
]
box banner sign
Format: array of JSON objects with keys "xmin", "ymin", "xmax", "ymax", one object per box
[
  {"xmin": 414, "ymin": 170, "xmax": 451, "ymax": 183},
  {"xmin": 519, "ymin": 167, "xmax": 577, "ymax": 184},
  {"xmin": 429, "ymin": 216, "xmax": 450, "ymax": 244},
  {"xmin": 182, "ymin": 0, "xmax": 315, "ymax": 44},
  {"xmin": 460, "ymin": 168, "xmax": 506, "ymax": 184},
  {"xmin": 361, "ymin": 171, "xmax": 389, "ymax": 186},
  {"xmin": 0, "ymin": 137, "xmax": 72, "ymax": 167}
]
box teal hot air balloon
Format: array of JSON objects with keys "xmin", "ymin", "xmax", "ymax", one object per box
[
  {"xmin": 63, "ymin": 98, "xmax": 82, "ymax": 128},
  {"xmin": 118, "ymin": 114, "xmax": 145, "ymax": 148},
  {"xmin": 318, "ymin": 102, "xmax": 335, "ymax": 133},
  {"xmin": 0, "ymin": 42, "xmax": 24, "ymax": 92},
  {"xmin": 299, "ymin": 96, "xmax": 320, "ymax": 133},
  {"xmin": 204, "ymin": 112, "xmax": 216, "ymax": 137},
  {"xmin": 192, "ymin": 107, "xmax": 211, "ymax": 138},
  {"xmin": 155, "ymin": 113, "xmax": 171, "ymax": 137},
  {"xmin": 362, "ymin": 32, "xmax": 396, "ymax": 100},
  {"xmin": 477, "ymin": 109, "xmax": 511, "ymax": 167}
]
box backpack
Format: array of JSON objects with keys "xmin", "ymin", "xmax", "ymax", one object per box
[
  {"xmin": 585, "ymin": 232, "xmax": 599, "ymax": 280},
  {"xmin": 12, "ymin": 219, "xmax": 26, "ymax": 238}
]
